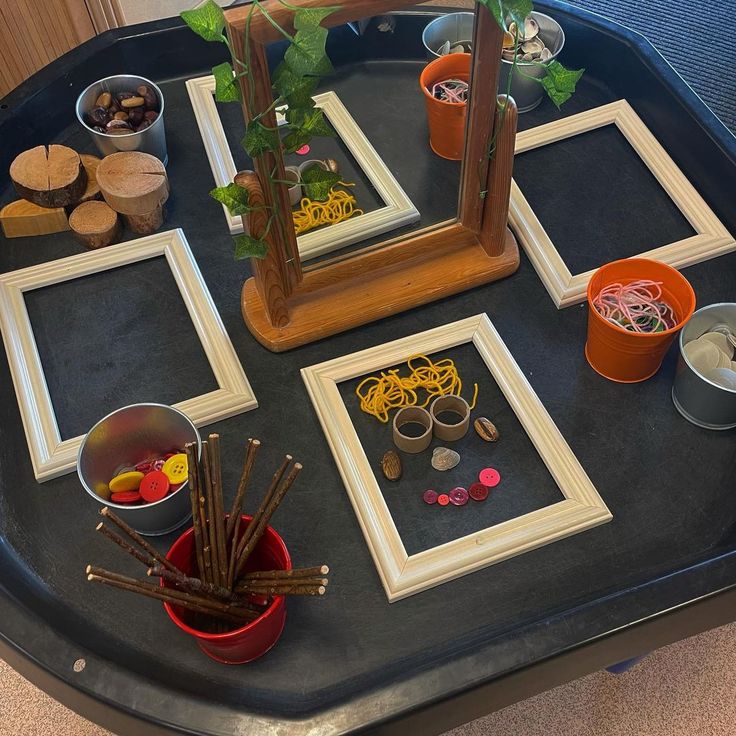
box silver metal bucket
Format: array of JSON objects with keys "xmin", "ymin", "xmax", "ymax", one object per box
[
  {"xmin": 77, "ymin": 403, "xmax": 201, "ymax": 535},
  {"xmin": 672, "ymin": 303, "xmax": 736, "ymax": 430},
  {"xmin": 75, "ymin": 74, "xmax": 168, "ymax": 165},
  {"xmin": 422, "ymin": 12, "xmax": 475, "ymax": 59}
]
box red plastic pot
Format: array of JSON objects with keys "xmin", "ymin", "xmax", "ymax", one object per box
[
  {"xmin": 163, "ymin": 515, "xmax": 291, "ymax": 664},
  {"xmin": 419, "ymin": 52, "xmax": 471, "ymax": 160},
  {"xmin": 585, "ymin": 258, "xmax": 696, "ymax": 383}
]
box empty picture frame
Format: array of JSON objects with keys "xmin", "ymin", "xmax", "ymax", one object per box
[
  {"xmin": 186, "ymin": 75, "xmax": 419, "ymax": 260},
  {"xmin": 509, "ymin": 99, "xmax": 735, "ymax": 307},
  {"xmin": 0, "ymin": 228, "xmax": 257, "ymax": 482},
  {"xmin": 302, "ymin": 314, "xmax": 611, "ymax": 601}
]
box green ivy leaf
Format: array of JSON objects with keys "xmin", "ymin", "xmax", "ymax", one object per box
[
  {"xmin": 301, "ymin": 164, "xmax": 340, "ymax": 201},
  {"xmin": 476, "ymin": 0, "xmax": 533, "ymax": 31},
  {"xmin": 284, "ymin": 26, "xmax": 334, "ymax": 77},
  {"xmin": 233, "ymin": 234, "xmax": 269, "ymax": 259},
  {"xmin": 540, "ymin": 61, "xmax": 584, "ymax": 109},
  {"xmin": 293, "ymin": 6, "xmax": 340, "ymax": 30},
  {"xmin": 180, "ymin": 0, "xmax": 226, "ymax": 42},
  {"xmin": 209, "ymin": 183, "xmax": 250, "ymax": 215},
  {"xmin": 272, "ymin": 62, "xmax": 318, "ymax": 108},
  {"xmin": 242, "ymin": 121, "xmax": 279, "ymax": 157},
  {"xmin": 212, "ymin": 61, "xmax": 241, "ymax": 102},
  {"xmin": 285, "ymin": 106, "xmax": 333, "ymax": 136}
]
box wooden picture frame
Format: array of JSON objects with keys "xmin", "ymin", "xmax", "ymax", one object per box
[
  {"xmin": 0, "ymin": 229, "xmax": 257, "ymax": 482},
  {"xmin": 224, "ymin": 0, "xmax": 520, "ymax": 352},
  {"xmin": 302, "ymin": 313, "xmax": 612, "ymax": 601},
  {"xmin": 186, "ymin": 76, "xmax": 420, "ymax": 260},
  {"xmin": 509, "ymin": 99, "xmax": 735, "ymax": 308}
]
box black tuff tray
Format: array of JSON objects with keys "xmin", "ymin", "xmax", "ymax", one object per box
[{"xmin": 0, "ymin": 3, "xmax": 735, "ymax": 735}]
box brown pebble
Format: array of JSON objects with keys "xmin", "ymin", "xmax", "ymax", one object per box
[
  {"xmin": 380, "ymin": 450, "xmax": 402, "ymax": 481},
  {"xmin": 95, "ymin": 92, "xmax": 112, "ymax": 108},
  {"xmin": 121, "ymin": 96, "xmax": 145, "ymax": 108},
  {"xmin": 113, "ymin": 111, "xmax": 129, "ymax": 121},
  {"xmin": 474, "ymin": 417, "xmax": 499, "ymax": 442}
]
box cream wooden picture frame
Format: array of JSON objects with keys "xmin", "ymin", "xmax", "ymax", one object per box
[
  {"xmin": 186, "ymin": 75, "xmax": 419, "ymax": 260},
  {"xmin": 0, "ymin": 228, "xmax": 257, "ymax": 482},
  {"xmin": 509, "ymin": 99, "xmax": 735, "ymax": 308},
  {"xmin": 302, "ymin": 314, "xmax": 611, "ymax": 602}
]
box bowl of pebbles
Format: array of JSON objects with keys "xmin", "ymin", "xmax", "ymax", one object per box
[{"xmin": 75, "ymin": 74, "xmax": 168, "ymax": 165}]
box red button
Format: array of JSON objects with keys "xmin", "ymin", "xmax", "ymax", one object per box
[
  {"xmin": 111, "ymin": 491, "xmax": 142, "ymax": 504},
  {"xmin": 437, "ymin": 493, "xmax": 450, "ymax": 506},
  {"xmin": 449, "ymin": 487, "xmax": 469, "ymax": 506},
  {"xmin": 468, "ymin": 482, "xmax": 489, "ymax": 501},
  {"xmin": 479, "ymin": 467, "xmax": 501, "ymax": 487},
  {"xmin": 423, "ymin": 490, "xmax": 438, "ymax": 505},
  {"xmin": 139, "ymin": 470, "xmax": 170, "ymax": 503}
]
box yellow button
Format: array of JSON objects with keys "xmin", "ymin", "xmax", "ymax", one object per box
[
  {"xmin": 162, "ymin": 453, "xmax": 188, "ymax": 484},
  {"xmin": 108, "ymin": 471, "xmax": 144, "ymax": 493}
]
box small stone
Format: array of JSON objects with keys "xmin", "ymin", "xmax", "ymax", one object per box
[
  {"xmin": 95, "ymin": 92, "xmax": 112, "ymax": 109},
  {"xmin": 474, "ymin": 417, "xmax": 499, "ymax": 442},
  {"xmin": 121, "ymin": 96, "xmax": 145, "ymax": 108},
  {"xmin": 381, "ymin": 450, "xmax": 402, "ymax": 481},
  {"xmin": 431, "ymin": 447, "xmax": 460, "ymax": 471}
]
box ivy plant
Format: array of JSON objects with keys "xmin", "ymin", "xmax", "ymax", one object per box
[{"xmin": 182, "ymin": 0, "xmax": 583, "ymax": 260}]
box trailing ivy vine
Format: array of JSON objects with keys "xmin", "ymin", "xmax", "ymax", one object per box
[{"xmin": 181, "ymin": 0, "xmax": 583, "ymax": 260}]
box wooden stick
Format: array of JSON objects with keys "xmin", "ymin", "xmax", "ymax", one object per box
[
  {"xmin": 233, "ymin": 454, "xmax": 292, "ymax": 566},
  {"xmin": 241, "ymin": 565, "xmax": 329, "ymax": 580},
  {"xmin": 198, "ymin": 472, "xmax": 215, "ymax": 586},
  {"xmin": 237, "ymin": 577, "xmax": 328, "ymax": 589},
  {"xmin": 185, "ymin": 442, "xmax": 206, "ymax": 580},
  {"xmin": 86, "ymin": 566, "xmax": 259, "ymax": 624},
  {"xmin": 208, "ymin": 434, "xmax": 229, "ymax": 587},
  {"xmin": 200, "ymin": 441, "xmax": 223, "ymax": 588},
  {"xmin": 238, "ymin": 583, "xmax": 326, "ymax": 597},
  {"xmin": 234, "ymin": 462, "xmax": 302, "ymax": 580},
  {"xmin": 147, "ymin": 565, "xmax": 253, "ymax": 606},
  {"xmin": 100, "ymin": 507, "xmax": 181, "ymax": 575},
  {"xmin": 96, "ymin": 523, "xmax": 156, "ymax": 567},
  {"xmin": 226, "ymin": 438, "xmax": 260, "ymax": 540}
]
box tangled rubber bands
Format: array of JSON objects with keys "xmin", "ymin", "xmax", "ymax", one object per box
[
  {"xmin": 430, "ymin": 78, "xmax": 469, "ymax": 103},
  {"xmin": 592, "ymin": 279, "xmax": 677, "ymax": 333},
  {"xmin": 356, "ymin": 354, "xmax": 479, "ymax": 423},
  {"xmin": 292, "ymin": 183, "xmax": 363, "ymax": 235}
]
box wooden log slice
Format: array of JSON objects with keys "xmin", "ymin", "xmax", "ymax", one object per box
[
  {"xmin": 10, "ymin": 145, "xmax": 87, "ymax": 208},
  {"xmin": 122, "ymin": 204, "xmax": 165, "ymax": 235},
  {"xmin": 77, "ymin": 154, "xmax": 103, "ymax": 204},
  {"xmin": 96, "ymin": 152, "xmax": 169, "ymax": 215},
  {"xmin": 69, "ymin": 201, "xmax": 121, "ymax": 249},
  {"xmin": 0, "ymin": 200, "xmax": 69, "ymax": 238}
]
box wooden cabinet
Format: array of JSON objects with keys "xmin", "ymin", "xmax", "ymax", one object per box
[{"xmin": 0, "ymin": 0, "xmax": 123, "ymax": 98}]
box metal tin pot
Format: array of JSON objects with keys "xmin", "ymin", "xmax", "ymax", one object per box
[
  {"xmin": 499, "ymin": 12, "xmax": 565, "ymax": 113},
  {"xmin": 77, "ymin": 403, "xmax": 201, "ymax": 535},
  {"xmin": 75, "ymin": 74, "xmax": 168, "ymax": 165},
  {"xmin": 672, "ymin": 303, "xmax": 736, "ymax": 430},
  {"xmin": 422, "ymin": 12, "xmax": 475, "ymax": 59}
]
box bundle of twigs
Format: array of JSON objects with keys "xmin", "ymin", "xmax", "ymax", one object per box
[{"xmin": 86, "ymin": 436, "xmax": 329, "ymax": 629}]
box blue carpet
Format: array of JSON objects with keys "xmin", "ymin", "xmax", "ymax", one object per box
[{"xmin": 560, "ymin": 0, "xmax": 736, "ymax": 133}]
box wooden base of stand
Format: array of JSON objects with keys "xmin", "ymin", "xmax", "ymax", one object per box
[{"xmin": 242, "ymin": 227, "xmax": 519, "ymax": 352}]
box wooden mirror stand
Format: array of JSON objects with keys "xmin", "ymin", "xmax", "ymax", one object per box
[{"xmin": 225, "ymin": 0, "xmax": 519, "ymax": 352}]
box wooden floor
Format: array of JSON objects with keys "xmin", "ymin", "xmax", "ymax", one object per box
[{"xmin": 0, "ymin": 622, "xmax": 734, "ymax": 735}]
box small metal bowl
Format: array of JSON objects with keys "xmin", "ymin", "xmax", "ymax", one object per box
[
  {"xmin": 77, "ymin": 403, "xmax": 200, "ymax": 536},
  {"xmin": 75, "ymin": 74, "xmax": 168, "ymax": 165}
]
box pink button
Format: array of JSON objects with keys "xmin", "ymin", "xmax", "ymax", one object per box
[{"xmin": 479, "ymin": 467, "xmax": 501, "ymax": 487}]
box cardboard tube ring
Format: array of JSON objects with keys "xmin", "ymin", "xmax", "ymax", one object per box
[
  {"xmin": 430, "ymin": 395, "xmax": 470, "ymax": 441},
  {"xmin": 393, "ymin": 406, "xmax": 433, "ymax": 454}
]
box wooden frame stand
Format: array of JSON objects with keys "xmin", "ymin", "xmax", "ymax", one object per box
[{"xmin": 225, "ymin": 0, "xmax": 520, "ymax": 352}]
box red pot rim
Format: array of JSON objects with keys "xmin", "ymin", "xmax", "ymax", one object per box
[
  {"xmin": 586, "ymin": 258, "xmax": 696, "ymax": 338},
  {"xmin": 419, "ymin": 53, "xmax": 471, "ymax": 106},
  {"xmin": 162, "ymin": 516, "xmax": 292, "ymax": 641}
]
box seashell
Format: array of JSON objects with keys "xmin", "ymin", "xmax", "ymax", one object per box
[
  {"xmin": 522, "ymin": 37, "xmax": 545, "ymax": 55},
  {"xmin": 540, "ymin": 47, "xmax": 553, "ymax": 63},
  {"xmin": 437, "ymin": 40, "xmax": 451, "ymax": 56},
  {"xmin": 380, "ymin": 450, "xmax": 402, "ymax": 481},
  {"xmin": 522, "ymin": 16, "xmax": 539, "ymax": 41},
  {"xmin": 324, "ymin": 158, "xmax": 340, "ymax": 174},
  {"xmin": 522, "ymin": 52, "xmax": 535, "ymax": 62},
  {"xmin": 474, "ymin": 417, "xmax": 500, "ymax": 442},
  {"xmin": 683, "ymin": 338, "xmax": 721, "ymax": 374},
  {"xmin": 431, "ymin": 447, "xmax": 460, "ymax": 471},
  {"xmin": 503, "ymin": 30, "xmax": 515, "ymax": 49},
  {"xmin": 699, "ymin": 331, "xmax": 734, "ymax": 360},
  {"xmin": 502, "ymin": 49, "xmax": 517, "ymax": 61},
  {"xmin": 450, "ymin": 44, "xmax": 466, "ymax": 54}
]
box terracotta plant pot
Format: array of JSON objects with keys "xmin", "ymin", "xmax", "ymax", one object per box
[
  {"xmin": 419, "ymin": 52, "xmax": 471, "ymax": 161},
  {"xmin": 163, "ymin": 515, "xmax": 291, "ymax": 664},
  {"xmin": 585, "ymin": 258, "xmax": 696, "ymax": 383}
]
